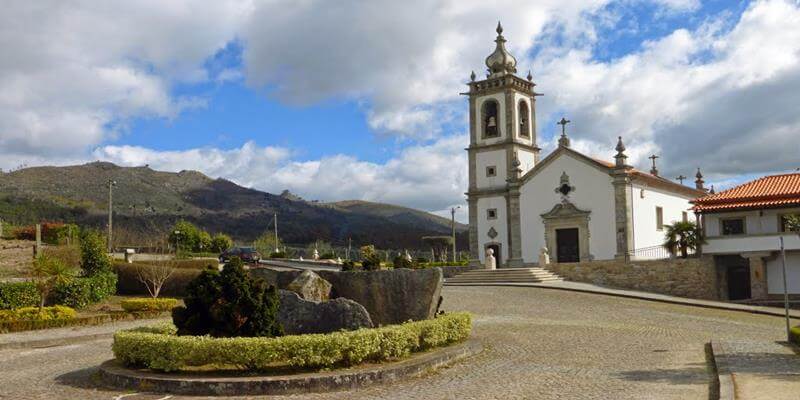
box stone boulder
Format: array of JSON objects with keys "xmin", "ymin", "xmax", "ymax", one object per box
[
  {"xmin": 316, "ymin": 268, "xmax": 443, "ymax": 326},
  {"xmin": 286, "ymin": 270, "xmax": 331, "ymax": 302},
  {"xmin": 277, "ymin": 290, "xmax": 373, "ymax": 335}
]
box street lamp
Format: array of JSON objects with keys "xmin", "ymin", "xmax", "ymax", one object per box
[
  {"xmin": 451, "ymin": 206, "xmax": 461, "ymax": 263},
  {"xmin": 174, "ymin": 230, "xmax": 182, "ymax": 256},
  {"xmin": 107, "ymin": 179, "xmax": 117, "ymax": 252}
]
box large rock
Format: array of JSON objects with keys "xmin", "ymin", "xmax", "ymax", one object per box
[
  {"xmin": 286, "ymin": 270, "xmax": 331, "ymax": 302},
  {"xmin": 250, "ymin": 267, "xmax": 444, "ymax": 326},
  {"xmin": 277, "ymin": 290, "xmax": 373, "ymax": 335},
  {"xmin": 317, "ymin": 268, "xmax": 443, "ymax": 326}
]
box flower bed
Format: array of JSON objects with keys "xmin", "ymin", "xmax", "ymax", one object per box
[
  {"xmin": 112, "ymin": 312, "xmax": 472, "ymax": 372},
  {"xmin": 121, "ymin": 298, "xmax": 178, "ymax": 312},
  {"xmin": 0, "ymin": 305, "xmax": 76, "ymax": 322}
]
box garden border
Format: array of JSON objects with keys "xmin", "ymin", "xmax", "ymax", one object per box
[{"xmin": 98, "ymin": 338, "xmax": 482, "ymax": 396}]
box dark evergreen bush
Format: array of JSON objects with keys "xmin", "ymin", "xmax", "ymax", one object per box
[
  {"xmin": 172, "ymin": 257, "xmax": 283, "ymax": 337},
  {"xmin": 392, "ymin": 255, "xmax": 418, "ymax": 269}
]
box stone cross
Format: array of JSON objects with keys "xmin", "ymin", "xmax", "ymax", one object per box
[
  {"xmin": 557, "ymin": 117, "xmax": 571, "ymax": 136},
  {"xmin": 675, "ymin": 175, "xmax": 687, "ymax": 185},
  {"xmin": 648, "ymin": 154, "xmax": 659, "ymax": 176}
]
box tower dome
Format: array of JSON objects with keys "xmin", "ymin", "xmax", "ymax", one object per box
[{"xmin": 485, "ymin": 22, "xmax": 517, "ymax": 77}]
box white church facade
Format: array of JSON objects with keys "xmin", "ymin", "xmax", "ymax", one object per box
[{"xmin": 467, "ymin": 24, "xmax": 706, "ymax": 267}]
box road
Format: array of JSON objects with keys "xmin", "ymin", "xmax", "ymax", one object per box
[{"xmin": 0, "ymin": 286, "xmax": 789, "ymax": 399}]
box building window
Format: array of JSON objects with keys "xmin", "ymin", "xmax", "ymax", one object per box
[
  {"xmin": 721, "ymin": 218, "xmax": 746, "ymax": 235},
  {"xmin": 486, "ymin": 166, "xmax": 497, "ymax": 177},
  {"xmin": 487, "ymin": 208, "xmax": 497, "ymax": 220},
  {"xmin": 481, "ymin": 100, "xmax": 500, "ymax": 138},
  {"xmin": 682, "ymin": 211, "xmax": 688, "ymax": 223},
  {"xmin": 518, "ymin": 100, "xmax": 530, "ymax": 138},
  {"xmin": 656, "ymin": 206, "xmax": 664, "ymax": 230},
  {"xmin": 780, "ymin": 214, "xmax": 798, "ymax": 232}
]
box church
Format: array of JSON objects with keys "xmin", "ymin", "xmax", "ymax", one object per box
[{"xmin": 466, "ymin": 24, "xmax": 707, "ymax": 267}]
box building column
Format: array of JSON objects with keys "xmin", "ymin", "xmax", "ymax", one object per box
[
  {"xmin": 468, "ymin": 196, "xmax": 481, "ymax": 267},
  {"xmin": 744, "ymin": 253, "xmax": 769, "ymax": 300},
  {"xmin": 506, "ymin": 183, "xmax": 524, "ymax": 267}
]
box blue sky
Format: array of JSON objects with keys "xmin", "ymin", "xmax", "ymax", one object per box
[{"xmin": 2, "ymin": 0, "xmax": 799, "ymax": 221}]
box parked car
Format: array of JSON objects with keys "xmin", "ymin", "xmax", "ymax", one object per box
[{"xmin": 219, "ymin": 247, "xmax": 261, "ymax": 264}]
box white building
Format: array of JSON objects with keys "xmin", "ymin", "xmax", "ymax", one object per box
[
  {"xmin": 693, "ymin": 173, "xmax": 800, "ymax": 300},
  {"xmin": 467, "ymin": 24, "xmax": 706, "ymax": 267}
]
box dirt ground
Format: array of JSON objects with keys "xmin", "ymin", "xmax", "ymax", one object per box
[{"xmin": 0, "ymin": 239, "xmax": 34, "ymax": 280}]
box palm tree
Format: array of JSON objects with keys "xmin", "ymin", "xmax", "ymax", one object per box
[
  {"xmin": 663, "ymin": 221, "xmax": 703, "ymax": 259},
  {"xmin": 31, "ymin": 254, "xmax": 74, "ymax": 312}
]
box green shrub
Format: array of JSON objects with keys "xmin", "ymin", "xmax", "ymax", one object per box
[
  {"xmin": 210, "ymin": 233, "xmax": 233, "ymax": 253},
  {"xmin": 341, "ymin": 260, "xmax": 360, "ymax": 272},
  {"xmin": 392, "ymin": 255, "xmax": 418, "ymax": 269},
  {"xmin": 269, "ymin": 251, "xmax": 286, "ymax": 259},
  {"xmin": 113, "ymin": 312, "xmax": 472, "ymax": 372},
  {"xmin": 0, "ymin": 310, "xmax": 165, "ymax": 333},
  {"xmin": 0, "ymin": 305, "xmax": 76, "ymax": 322},
  {"xmin": 172, "ymin": 258, "xmax": 283, "ymax": 338},
  {"xmin": 791, "ymin": 326, "xmax": 800, "ymax": 345},
  {"xmin": 52, "ymin": 271, "xmax": 117, "ymax": 308},
  {"xmin": 121, "ymin": 298, "xmax": 179, "ymax": 312},
  {"xmin": 140, "ymin": 259, "xmax": 216, "ymax": 270},
  {"xmin": 80, "ymin": 229, "xmax": 111, "ymax": 275},
  {"xmin": 360, "ymin": 245, "xmax": 382, "ymax": 271},
  {"xmin": 41, "ymin": 245, "xmax": 81, "ymax": 268},
  {"xmin": 114, "ymin": 262, "xmax": 202, "ymax": 297},
  {"xmin": 0, "ymin": 282, "xmax": 39, "ymax": 309}
]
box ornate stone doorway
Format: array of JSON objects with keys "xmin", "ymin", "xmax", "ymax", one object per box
[{"xmin": 555, "ymin": 228, "xmax": 580, "ymax": 263}]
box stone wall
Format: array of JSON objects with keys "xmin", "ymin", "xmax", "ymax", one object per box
[{"xmin": 545, "ymin": 256, "xmax": 719, "ymax": 300}]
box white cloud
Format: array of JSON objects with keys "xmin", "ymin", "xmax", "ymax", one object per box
[{"xmin": 90, "ymin": 135, "xmax": 469, "ymax": 220}]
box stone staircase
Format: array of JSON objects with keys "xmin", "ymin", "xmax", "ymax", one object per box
[{"xmin": 445, "ymin": 267, "xmax": 563, "ymax": 284}]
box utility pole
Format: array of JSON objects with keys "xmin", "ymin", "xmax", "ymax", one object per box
[
  {"xmin": 451, "ymin": 206, "xmax": 461, "ymax": 263},
  {"xmin": 347, "ymin": 237, "xmax": 352, "ymax": 260},
  {"xmin": 781, "ymin": 236, "xmax": 791, "ymax": 341},
  {"xmin": 273, "ymin": 213, "xmax": 279, "ymax": 253},
  {"xmin": 107, "ymin": 179, "xmax": 116, "ymax": 252}
]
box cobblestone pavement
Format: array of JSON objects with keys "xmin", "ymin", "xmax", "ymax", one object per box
[
  {"xmin": 714, "ymin": 340, "xmax": 800, "ymax": 400},
  {"xmin": 0, "ymin": 286, "xmax": 791, "ymax": 400}
]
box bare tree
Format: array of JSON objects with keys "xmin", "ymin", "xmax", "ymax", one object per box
[{"xmin": 136, "ymin": 263, "xmax": 174, "ymax": 298}]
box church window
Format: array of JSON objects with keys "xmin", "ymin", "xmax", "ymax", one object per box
[
  {"xmin": 721, "ymin": 218, "xmax": 745, "ymax": 235},
  {"xmin": 656, "ymin": 206, "xmax": 664, "ymax": 230},
  {"xmin": 482, "ymin": 100, "xmax": 500, "ymax": 138},
  {"xmin": 518, "ymin": 100, "xmax": 530, "ymax": 138},
  {"xmin": 486, "ymin": 166, "xmax": 496, "ymax": 177},
  {"xmin": 487, "ymin": 208, "xmax": 497, "ymax": 220}
]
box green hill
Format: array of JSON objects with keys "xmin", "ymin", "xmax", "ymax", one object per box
[{"xmin": 0, "ymin": 162, "xmax": 467, "ymax": 250}]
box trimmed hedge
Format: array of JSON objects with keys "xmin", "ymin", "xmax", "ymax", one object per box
[
  {"xmin": 0, "ymin": 281, "xmax": 39, "ymax": 309},
  {"xmin": 114, "ymin": 262, "xmax": 203, "ymax": 297},
  {"xmin": 52, "ymin": 271, "xmax": 118, "ymax": 308},
  {"xmin": 0, "ymin": 310, "xmax": 167, "ymax": 333},
  {"xmin": 0, "ymin": 305, "xmax": 76, "ymax": 322},
  {"xmin": 121, "ymin": 298, "xmax": 179, "ymax": 312},
  {"xmin": 113, "ymin": 312, "xmax": 472, "ymax": 372},
  {"xmin": 139, "ymin": 259, "xmax": 218, "ymax": 270},
  {"xmin": 791, "ymin": 325, "xmax": 800, "ymax": 345}
]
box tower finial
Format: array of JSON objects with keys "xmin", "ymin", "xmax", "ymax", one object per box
[
  {"xmin": 527, "ymin": 70, "xmax": 533, "ymax": 81},
  {"xmin": 648, "ymin": 154, "xmax": 659, "ymax": 176},
  {"xmin": 695, "ymin": 167, "xmax": 705, "ymax": 191},
  {"xmin": 470, "ymin": 70, "xmax": 476, "ymax": 82},
  {"xmin": 485, "ymin": 22, "xmax": 517, "ymax": 77},
  {"xmin": 614, "ymin": 136, "xmax": 629, "ymax": 168},
  {"xmin": 496, "ymin": 21, "xmax": 503, "ymax": 35}
]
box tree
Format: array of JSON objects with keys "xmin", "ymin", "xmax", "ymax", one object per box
[
  {"xmin": 172, "ymin": 257, "xmax": 283, "ymax": 337},
  {"xmin": 32, "ymin": 254, "xmax": 74, "ymax": 311},
  {"xmin": 360, "ymin": 245, "xmax": 381, "ymax": 271},
  {"xmin": 80, "ymin": 229, "xmax": 111, "ymax": 275},
  {"xmin": 663, "ymin": 221, "xmax": 703, "ymax": 258},
  {"xmin": 210, "ymin": 233, "xmax": 233, "ymax": 253},
  {"xmin": 786, "ymin": 214, "xmax": 800, "ymax": 234},
  {"xmin": 253, "ymin": 231, "xmax": 282, "ymax": 256},
  {"xmin": 136, "ymin": 263, "xmax": 174, "ymax": 298},
  {"xmin": 169, "ymin": 220, "xmax": 202, "ymax": 252}
]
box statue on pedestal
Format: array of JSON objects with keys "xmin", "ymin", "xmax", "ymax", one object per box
[
  {"xmin": 538, "ymin": 247, "xmax": 550, "ymax": 266},
  {"xmin": 485, "ymin": 248, "xmax": 496, "ymax": 270}
]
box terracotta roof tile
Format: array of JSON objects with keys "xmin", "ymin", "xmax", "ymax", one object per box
[{"xmin": 693, "ymin": 173, "xmax": 800, "ymax": 212}]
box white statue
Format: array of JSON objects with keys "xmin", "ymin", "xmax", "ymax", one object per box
[
  {"xmin": 312, "ymin": 248, "xmax": 320, "ymax": 260},
  {"xmin": 299, "ymin": 256, "xmax": 304, "ymax": 261},
  {"xmin": 485, "ymin": 248, "xmax": 496, "ymax": 270},
  {"xmin": 538, "ymin": 246, "xmax": 550, "ymax": 266},
  {"xmin": 404, "ymin": 250, "xmax": 412, "ymax": 262}
]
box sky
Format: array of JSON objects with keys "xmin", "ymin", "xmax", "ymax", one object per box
[{"xmin": 1, "ymin": 0, "xmax": 799, "ymax": 223}]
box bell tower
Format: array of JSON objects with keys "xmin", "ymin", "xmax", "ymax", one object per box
[{"xmin": 466, "ymin": 22, "xmax": 540, "ymax": 268}]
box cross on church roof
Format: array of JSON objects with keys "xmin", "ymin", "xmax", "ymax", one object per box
[
  {"xmin": 648, "ymin": 154, "xmax": 659, "ymax": 176},
  {"xmin": 557, "ymin": 117, "xmax": 571, "ymax": 136},
  {"xmin": 675, "ymin": 175, "xmax": 687, "ymax": 184}
]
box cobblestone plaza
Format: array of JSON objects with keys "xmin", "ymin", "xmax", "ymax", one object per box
[{"xmin": 0, "ymin": 286, "xmax": 788, "ymax": 399}]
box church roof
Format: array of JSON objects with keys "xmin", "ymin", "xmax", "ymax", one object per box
[
  {"xmin": 519, "ymin": 145, "xmax": 705, "ymax": 198},
  {"xmin": 692, "ymin": 172, "xmax": 800, "ymax": 212}
]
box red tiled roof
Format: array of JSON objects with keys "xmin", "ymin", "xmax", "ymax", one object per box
[
  {"xmin": 692, "ymin": 173, "xmax": 800, "ymax": 212},
  {"xmin": 589, "ymin": 156, "xmax": 704, "ymax": 197}
]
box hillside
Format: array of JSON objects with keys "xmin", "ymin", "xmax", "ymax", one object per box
[{"xmin": 0, "ymin": 162, "xmax": 467, "ymax": 250}]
